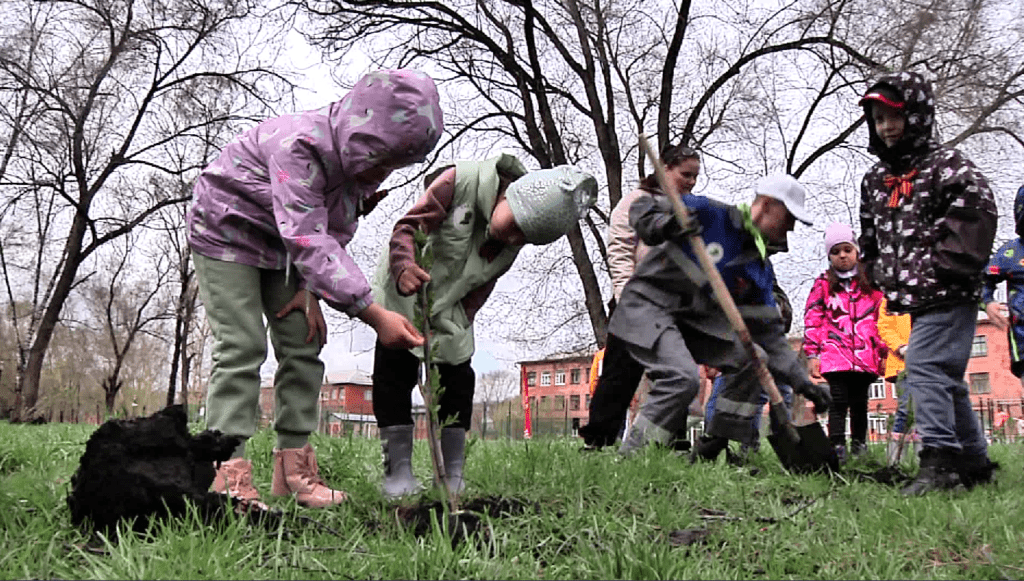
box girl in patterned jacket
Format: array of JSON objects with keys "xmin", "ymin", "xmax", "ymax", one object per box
[
  {"xmin": 802, "ymin": 222, "xmax": 886, "ymax": 462},
  {"xmin": 187, "ymin": 69, "xmax": 444, "ymax": 508}
]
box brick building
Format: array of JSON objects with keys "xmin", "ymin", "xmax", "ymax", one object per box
[
  {"xmin": 518, "ymin": 351, "xmax": 595, "ymax": 437},
  {"xmin": 789, "ymin": 314, "xmax": 1024, "ymax": 441}
]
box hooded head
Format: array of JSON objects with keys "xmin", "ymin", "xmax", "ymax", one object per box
[
  {"xmin": 332, "ymin": 69, "xmax": 444, "ymax": 180},
  {"xmin": 1016, "ymin": 185, "xmax": 1024, "ymax": 238},
  {"xmin": 505, "ymin": 166, "xmax": 598, "ymax": 245},
  {"xmin": 859, "ymin": 71, "xmax": 937, "ymax": 164}
]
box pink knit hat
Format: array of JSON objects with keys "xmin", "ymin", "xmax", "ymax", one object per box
[{"xmin": 824, "ymin": 222, "xmax": 858, "ymax": 253}]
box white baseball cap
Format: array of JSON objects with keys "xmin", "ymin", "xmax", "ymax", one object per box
[{"xmin": 754, "ymin": 174, "xmax": 813, "ymax": 226}]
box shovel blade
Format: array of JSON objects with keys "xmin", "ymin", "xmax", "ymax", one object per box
[{"xmin": 768, "ymin": 421, "xmax": 839, "ymax": 474}]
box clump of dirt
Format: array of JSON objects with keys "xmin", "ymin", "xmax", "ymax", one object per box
[
  {"xmin": 67, "ymin": 404, "xmax": 254, "ymax": 536},
  {"xmin": 663, "ymin": 527, "xmax": 712, "ymax": 547},
  {"xmin": 847, "ymin": 464, "xmax": 913, "ymax": 486},
  {"xmin": 392, "ymin": 495, "xmax": 540, "ymax": 548}
]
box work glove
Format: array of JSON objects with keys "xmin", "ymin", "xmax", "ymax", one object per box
[
  {"xmin": 794, "ymin": 380, "xmax": 832, "ymax": 415},
  {"xmin": 662, "ymin": 213, "xmax": 702, "ymax": 241}
]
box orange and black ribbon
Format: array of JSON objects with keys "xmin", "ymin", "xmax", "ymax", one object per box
[{"xmin": 883, "ymin": 169, "xmax": 918, "ymax": 208}]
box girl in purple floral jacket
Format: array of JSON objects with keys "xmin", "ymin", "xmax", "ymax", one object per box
[
  {"xmin": 803, "ymin": 222, "xmax": 886, "ymax": 462},
  {"xmin": 187, "ymin": 69, "xmax": 443, "ymax": 509}
]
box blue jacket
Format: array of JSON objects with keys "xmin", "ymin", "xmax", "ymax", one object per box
[
  {"xmin": 981, "ymin": 186, "xmax": 1024, "ymax": 376},
  {"xmin": 607, "ymin": 193, "xmax": 814, "ymax": 399},
  {"xmin": 982, "ymin": 238, "xmax": 1024, "ymax": 376},
  {"xmin": 633, "ymin": 193, "xmax": 777, "ymax": 308}
]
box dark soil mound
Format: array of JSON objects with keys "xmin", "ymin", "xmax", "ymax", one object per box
[{"xmin": 67, "ymin": 404, "xmax": 250, "ymax": 536}]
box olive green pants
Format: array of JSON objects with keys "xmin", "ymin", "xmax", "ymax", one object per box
[{"xmin": 194, "ymin": 253, "xmax": 324, "ymax": 457}]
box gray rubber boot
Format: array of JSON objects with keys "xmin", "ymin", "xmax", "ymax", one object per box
[
  {"xmin": 440, "ymin": 427, "xmax": 466, "ymax": 495},
  {"xmin": 618, "ymin": 414, "xmax": 673, "ymax": 456},
  {"xmin": 381, "ymin": 425, "xmax": 422, "ymax": 500}
]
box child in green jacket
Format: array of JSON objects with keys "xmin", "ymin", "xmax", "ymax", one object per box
[{"xmin": 371, "ymin": 154, "xmax": 597, "ymax": 499}]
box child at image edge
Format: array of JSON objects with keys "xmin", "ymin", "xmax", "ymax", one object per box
[
  {"xmin": 857, "ymin": 70, "xmax": 998, "ymax": 495},
  {"xmin": 187, "ymin": 69, "xmax": 443, "ymax": 508}
]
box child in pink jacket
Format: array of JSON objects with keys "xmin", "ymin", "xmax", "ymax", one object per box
[
  {"xmin": 802, "ymin": 222, "xmax": 886, "ymax": 462},
  {"xmin": 188, "ymin": 69, "xmax": 443, "ymax": 508}
]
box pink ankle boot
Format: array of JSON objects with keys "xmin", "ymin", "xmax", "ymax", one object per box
[
  {"xmin": 271, "ymin": 444, "xmax": 347, "ymax": 508},
  {"xmin": 211, "ymin": 458, "xmax": 269, "ymax": 511}
]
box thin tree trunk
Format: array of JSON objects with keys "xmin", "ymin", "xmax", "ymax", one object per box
[{"xmin": 19, "ymin": 210, "xmax": 89, "ymax": 420}]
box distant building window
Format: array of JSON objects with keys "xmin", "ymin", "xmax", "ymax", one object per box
[
  {"xmin": 585, "ymin": 394, "xmax": 591, "ymax": 409},
  {"xmin": 529, "ymin": 396, "xmax": 536, "ymax": 410},
  {"xmin": 555, "ymin": 370, "xmax": 566, "ymax": 385},
  {"xmin": 365, "ymin": 388, "xmax": 372, "ymax": 402},
  {"xmin": 540, "ymin": 395, "xmax": 548, "ymax": 406},
  {"xmin": 555, "ymin": 395, "xmax": 565, "ymax": 410},
  {"xmin": 541, "ymin": 371, "xmax": 552, "ymax": 386},
  {"xmin": 526, "ymin": 372, "xmax": 537, "ymax": 387},
  {"xmin": 868, "ymin": 414, "xmax": 887, "ymax": 435},
  {"xmin": 570, "ymin": 394, "xmax": 580, "ymax": 410},
  {"xmin": 570, "ymin": 368, "xmax": 581, "ymax": 384},
  {"xmin": 969, "ymin": 372, "xmax": 991, "ymax": 394},
  {"xmin": 869, "ymin": 379, "xmax": 886, "ymax": 400},
  {"xmin": 971, "ymin": 335, "xmax": 987, "ymax": 357}
]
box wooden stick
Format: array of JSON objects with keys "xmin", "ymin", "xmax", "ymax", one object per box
[{"xmin": 638, "ymin": 135, "xmax": 800, "ymax": 444}]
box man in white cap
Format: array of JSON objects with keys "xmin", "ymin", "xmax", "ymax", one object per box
[
  {"xmin": 612, "ymin": 173, "xmax": 832, "ymax": 455},
  {"xmin": 369, "ymin": 154, "xmax": 597, "ymax": 499}
]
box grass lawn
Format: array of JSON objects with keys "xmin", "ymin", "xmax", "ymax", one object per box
[{"xmin": 1, "ymin": 420, "xmax": 1022, "ymax": 580}]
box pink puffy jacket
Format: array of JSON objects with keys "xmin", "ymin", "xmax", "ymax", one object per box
[{"xmin": 802, "ymin": 274, "xmax": 887, "ymax": 376}]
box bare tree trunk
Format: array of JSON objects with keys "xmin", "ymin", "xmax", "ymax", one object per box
[
  {"xmin": 103, "ymin": 376, "xmax": 122, "ymax": 414},
  {"xmin": 166, "ymin": 315, "xmax": 184, "ymax": 408},
  {"xmin": 18, "ymin": 211, "xmax": 89, "ymax": 419}
]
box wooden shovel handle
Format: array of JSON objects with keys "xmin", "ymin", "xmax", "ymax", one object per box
[{"xmin": 638, "ymin": 135, "xmax": 789, "ymax": 413}]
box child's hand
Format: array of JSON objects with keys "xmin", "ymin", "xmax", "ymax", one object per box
[
  {"xmin": 985, "ymin": 302, "xmax": 1009, "ymax": 331},
  {"xmin": 397, "ymin": 264, "xmax": 431, "ymax": 296},
  {"xmin": 375, "ymin": 310, "xmax": 425, "ymax": 349},
  {"xmin": 357, "ymin": 303, "xmax": 425, "ymax": 349},
  {"xmin": 276, "ymin": 289, "xmax": 327, "ymax": 348},
  {"xmin": 807, "ymin": 358, "xmax": 823, "ymax": 381}
]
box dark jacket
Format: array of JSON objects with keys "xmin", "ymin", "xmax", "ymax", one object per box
[{"xmin": 857, "ymin": 71, "xmax": 998, "ymax": 314}]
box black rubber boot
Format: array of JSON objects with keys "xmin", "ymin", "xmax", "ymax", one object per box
[
  {"xmin": 900, "ymin": 447, "xmax": 964, "ymax": 496},
  {"xmin": 957, "ymin": 454, "xmax": 999, "ymax": 489},
  {"xmin": 690, "ymin": 435, "xmax": 729, "ymax": 463},
  {"xmin": 579, "ymin": 423, "xmax": 619, "ymax": 450},
  {"xmin": 850, "ymin": 440, "xmax": 868, "ymax": 458}
]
